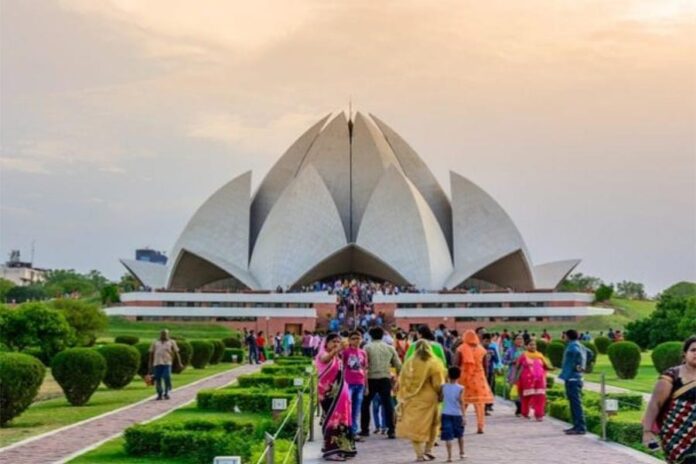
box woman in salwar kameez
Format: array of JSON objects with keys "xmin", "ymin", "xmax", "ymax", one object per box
[
  {"xmin": 516, "ymin": 339, "xmax": 553, "ymax": 420},
  {"xmin": 316, "ymin": 333, "xmax": 357, "ymax": 462},
  {"xmin": 396, "ymin": 340, "xmax": 446, "ymax": 462},
  {"xmin": 457, "ymin": 330, "xmax": 494, "ymax": 434}
]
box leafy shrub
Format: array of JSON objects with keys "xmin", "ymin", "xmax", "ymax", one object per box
[
  {"xmin": 546, "ymin": 341, "xmax": 566, "ymax": 368},
  {"xmin": 124, "ymin": 423, "xmax": 175, "ymax": 455},
  {"xmin": 190, "ymin": 340, "xmax": 213, "ymax": 369},
  {"xmin": 0, "ymin": 302, "xmax": 74, "ymax": 358},
  {"xmin": 134, "ymin": 342, "xmax": 151, "ymax": 377},
  {"xmin": 535, "ymin": 339, "xmax": 548, "ymax": 355},
  {"xmin": 222, "ymin": 348, "xmax": 244, "ymax": 363},
  {"xmin": 585, "ymin": 392, "xmax": 643, "ymax": 412},
  {"xmin": 114, "ymin": 335, "xmax": 140, "ymax": 345},
  {"xmin": 607, "ymin": 341, "xmax": 641, "ymax": 379},
  {"xmin": 222, "ymin": 337, "xmax": 242, "ymax": 348},
  {"xmin": 197, "ymin": 388, "xmax": 294, "ymax": 412},
  {"xmin": 595, "ymin": 336, "xmax": 611, "ymax": 354},
  {"xmin": 0, "ymin": 352, "xmax": 46, "ymax": 426},
  {"xmin": 237, "ymin": 373, "xmax": 297, "ymax": 389},
  {"xmin": 97, "ymin": 343, "xmax": 140, "ymax": 389},
  {"xmin": 49, "ymin": 299, "xmax": 107, "ymax": 347},
  {"xmin": 606, "ymin": 418, "xmax": 642, "ymax": 444},
  {"xmin": 209, "ymin": 340, "xmax": 225, "ymax": 365},
  {"xmin": 581, "ymin": 341, "xmax": 598, "ymax": 373},
  {"xmin": 172, "ymin": 340, "xmax": 192, "ymax": 374},
  {"xmin": 51, "ymin": 348, "xmax": 106, "ymax": 405},
  {"xmin": 651, "ymin": 341, "xmax": 683, "ymax": 373},
  {"xmin": 625, "ymin": 292, "xmax": 696, "ymax": 349},
  {"xmin": 261, "ymin": 365, "xmax": 308, "ymax": 376},
  {"xmin": 546, "ymin": 375, "xmax": 555, "ymax": 388},
  {"xmin": 274, "ymin": 356, "xmax": 312, "ymax": 365},
  {"xmin": 22, "ymin": 346, "xmax": 52, "ymax": 366},
  {"xmin": 594, "ymin": 284, "xmax": 614, "ymax": 302}
]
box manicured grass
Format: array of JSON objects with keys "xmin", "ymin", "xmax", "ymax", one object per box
[
  {"xmin": 584, "ymin": 353, "xmax": 657, "ymax": 394},
  {"xmin": 34, "ymin": 370, "xmax": 64, "ymax": 402},
  {"xmin": 68, "ymin": 405, "xmax": 267, "ymax": 463},
  {"xmin": 0, "ymin": 363, "xmax": 237, "ymax": 447},
  {"xmin": 99, "ymin": 316, "xmax": 237, "ymax": 341}
]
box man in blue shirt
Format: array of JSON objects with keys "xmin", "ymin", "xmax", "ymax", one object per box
[{"xmin": 559, "ymin": 329, "xmax": 588, "ymax": 434}]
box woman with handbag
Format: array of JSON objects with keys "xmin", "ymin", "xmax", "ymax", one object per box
[
  {"xmin": 396, "ymin": 340, "xmax": 445, "ymax": 462},
  {"xmin": 516, "ymin": 339, "xmax": 553, "ymax": 421}
]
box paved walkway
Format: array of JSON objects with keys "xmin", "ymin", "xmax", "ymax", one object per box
[
  {"xmin": 0, "ymin": 363, "xmax": 261, "ymax": 464},
  {"xmin": 304, "ymin": 400, "xmax": 663, "ymax": 464}
]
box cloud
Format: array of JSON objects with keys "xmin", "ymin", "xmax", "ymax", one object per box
[{"xmin": 0, "ymin": 156, "xmax": 50, "ymax": 174}]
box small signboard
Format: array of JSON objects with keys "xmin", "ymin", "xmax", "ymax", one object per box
[
  {"xmin": 231, "ymin": 355, "xmax": 238, "ymax": 363},
  {"xmin": 604, "ymin": 399, "xmax": 619, "ymax": 413},
  {"xmin": 272, "ymin": 398, "xmax": 288, "ymax": 411},
  {"xmin": 213, "ymin": 457, "xmax": 241, "ymax": 464},
  {"xmin": 293, "ymin": 378, "xmax": 304, "ymax": 387},
  {"xmin": 305, "ymin": 366, "xmax": 313, "ymax": 374}
]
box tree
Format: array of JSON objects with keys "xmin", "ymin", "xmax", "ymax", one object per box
[
  {"xmin": 100, "ymin": 284, "xmax": 120, "ymax": 305},
  {"xmin": 119, "ymin": 273, "xmax": 139, "ymax": 292},
  {"xmin": 615, "ymin": 281, "xmax": 646, "ymax": 300},
  {"xmin": 5, "ymin": 285, "xmax": 48, "ymax": 303},
  {"xmin": 0, "ymin": 278, "xmax": 15, "ymax": 302},
  {"xmin": 594, "ymin": 284, "xmax": 614, "ymax": 302},
  {"xmin": 0, "ymin": 302, "xmax": 74, "ymax": 357},
  {"xmin": 559, "ymin": 273, "xmax": 603, "ymax": 292},
  {"xmin": 43, "ymin": 269, "xmax": 97, "ymax": 297},
  {"xmin": 626, "ymin": 289, "xmax": 696, "ymax": 349},
  {"xmin": 49, "ymin": 299, "xmax": 107, "ymax": 346}
]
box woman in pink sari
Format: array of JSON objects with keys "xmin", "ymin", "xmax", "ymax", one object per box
[
  {"xmin": 516, "ymin": 339, "xmax": 553, "ymax": 421},
  {"xmin": 316, "ymin": 333, "xmax": 357, "ymax": 461}
]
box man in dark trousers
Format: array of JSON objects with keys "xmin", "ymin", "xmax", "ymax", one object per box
[{"xmin": 360, "ymin": 327, "xmax": 402, "ymax": 439}]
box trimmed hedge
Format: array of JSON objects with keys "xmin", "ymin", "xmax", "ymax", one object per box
[
  {"xmin": 98, "ymin": 343, "xmax": 140, "ymax": 389},
  {"xmin": 535, "ymin": 339, "xmax": 548, "ymax": 355},
  {"xmin": 261, "ymin": 365, "xmax": 309, "ymax": 376},
  {"xmin": 274, "ymin": 356, "xmax": 313, "ymax": 365},
  {"xmin": 52, "ymin": 348, "xmax": 106, "ymax": 405},
  {"xmin": 547, "ymin": 341, "xmax": 566, "ymax": 368},
  {"xmin": 581, "ymin": 341, "xmax": 598, "ymax": 374},
  {"xmin": 134, "ymin": 342, "xmax": 151, "ymax": 377},
  {"xmin": 607, "ymin": 341, "xmax": 641, "ymax": 379},
  {"xmin": 209, "ymin": 340, "xmax": 225, "ymax": 365},
  {"xmin": 651, "ymin": 341, "xmax": 683, "ymax": 373},
  {"xmin": 222, "ymin": 337, "xmax": 242, "ymax": 348},
  {"xmin": 236, "ymin": 373, "xmax": 297, "ymax": 389},
  {"xmin": 197, "ymin": 388, "xmax": 295, "ymax": 412},
  {"xmin": 0, "ymin": 352, "xmax": 46, "ymax": 426},
  {"xmin": 172, "ymin": 340, "xmax": 192, "ymax": 374},
  {"xmin": 114, "ymin": 335, "xmax": 139, "ymax": 345},
  {"xmin": 190, "ymin": 340, "xmax": 214, "ymax": 369},
  {"xmin": 595, "ymin": 336, "xmax": 611, "ymax": 354},
  {"xmin": 222, "ymin": 348, "xmax": 244, "ymax": 363}
]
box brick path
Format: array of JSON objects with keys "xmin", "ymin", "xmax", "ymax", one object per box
[
  {"xmin": 304, "ymin": 400, "xmax": 664, "ymax": 464},
  {"xmin": 0, "ymin": 363, "xmax": 261, "ymax": 464}
]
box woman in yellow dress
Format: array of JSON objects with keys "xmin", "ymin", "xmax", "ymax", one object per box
[{"xmin": 396, "ymin": 339, "xmax": 446, "ymax": 462}]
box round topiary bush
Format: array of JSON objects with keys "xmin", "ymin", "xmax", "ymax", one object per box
[
  {"xmin": 0, "ymin": 352, "xmax": 46, "ymax": 426},
  {"xmin": 51, "ymin": 348, "xmax": 106, "ymax": 405},
  {"xmin": 114, "ymin": 335, "xmax": 140, "ymax": 346},
  {"xmin": 209, "ymin": 340, "xmax": 225, "ymax": 365},
  {"xmin": 222, "ymin": 337, "xmax": 242, "ymax": 348},
  {"xmin": 581, "ymin": 341, "xmax": 598, "ymax": 373},
  {"xmin": 97, "ymin": 343, "xmax": 140, "ymax": 389},
  {"xmin": 190, "ymin": 341, "xmax": 214, "ymax": 369},
  {"xmin": 595, "ymin": 336, "xmax": 611, "ymax": 354},
  {"xmin": 134, "ymin": 342, "xmax": 151, "ymax": 377},
  {"xmin": 535, "ymin": 339, "xmax": 548, "ymax": 355},
  {"xmin": 172, "ymin": 340, "xmax": 193, "ymax": 374},
  {"xmin": 651, "ymin": 341, "xmax": 683, "ymax": 373},
  {"xmin": 547, "ymin": 341, "xmax": 566, "ymax": 368},
  {"xmin": 607, "ymin": 341, "xmax": 642, "ymax": 379}
]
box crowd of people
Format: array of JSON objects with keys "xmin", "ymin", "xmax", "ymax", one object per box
[{"xmin": 309, "ymin": 325, "xmax": 581, "ymax": 462}]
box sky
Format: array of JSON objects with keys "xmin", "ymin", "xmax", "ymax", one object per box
[{"xmin": 1, "ymin": 0, "xmax": 694, "ymax": 295}]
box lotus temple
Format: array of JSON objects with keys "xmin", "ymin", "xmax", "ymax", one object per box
[{"xmin": 109, "ymin": 111, "xmax": 612, "ymax": 333}]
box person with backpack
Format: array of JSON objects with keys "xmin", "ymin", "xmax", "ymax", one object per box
[{"xmin": 559, "ymin": 329, "xmax": 593, "ymax": 435}]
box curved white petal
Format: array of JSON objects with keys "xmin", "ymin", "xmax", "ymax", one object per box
[
  {"xmin": 120, "ymin": 259, "xmax": 167, "ymax": 289},
  {"xmin": 533, "ymin": 259, "xmax": 581, "ymax": 290},
  {"xmin": 250, "ymin": 114, "xmax": 330, "ymax": 250},
  {"xmin": 167, "ymin": 171, "xmax": 252, "ymax": 288},
  {"xmin": 370, "ymin": 114, "xmax": 453, "ymax": 249},
  {"xmin": 447, "ymin": 171, "xmax": 534, "ymax": 290},
  {"xmin": 168, "ymin": 248, "xmax": 259, "ymax": 290},
  {"xmin": 249, "ymin": 165, "xmax": 348, "ymax": 289},
  {"xmin": 357, "ymin": 167, "xmax": 453, "ymax": 290}
]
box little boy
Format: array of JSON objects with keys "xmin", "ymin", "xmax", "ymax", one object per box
[{"xmin": 441, "ymin": 366, "xmax": 466, "ymax": 461}]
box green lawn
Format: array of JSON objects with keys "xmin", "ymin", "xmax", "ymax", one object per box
[
  {"xmin": 68, "ymin": 405, "xmax": 266, "ymax": 463},
  {"xmin": 584, "ymin": 353, "xmax": 658, "ymax": 394},
  {"xmin": 99, "ymin": 316, "xmax": 237, "ymax": 342},
  {"xmin": 0, "ymin": 363, "xmax": 237, "ymax": 447}
]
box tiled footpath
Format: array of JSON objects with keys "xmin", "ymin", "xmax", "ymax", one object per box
[
  {"xmin": 304, "ymin": 399, "xmax": 664, "ymax": 464},
  {"xmin": 0, "ymin": 363, "xmax": 261, "ymax": 464}
]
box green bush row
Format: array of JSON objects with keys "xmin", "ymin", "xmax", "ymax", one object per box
[
  {"xmin": 222, "ymin": 348, "xmax": 245, "ymax": 363},
  {"xmin": 261, "ymin": 365, "xmax": 309, "ymax": 376},
  {"xmin": 236, "ymin": 373, "xmax": 298, "ymax": 389},
  {"xmin": 197, "ymin": 388, "xmax": 295, "ymax": 412}
]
